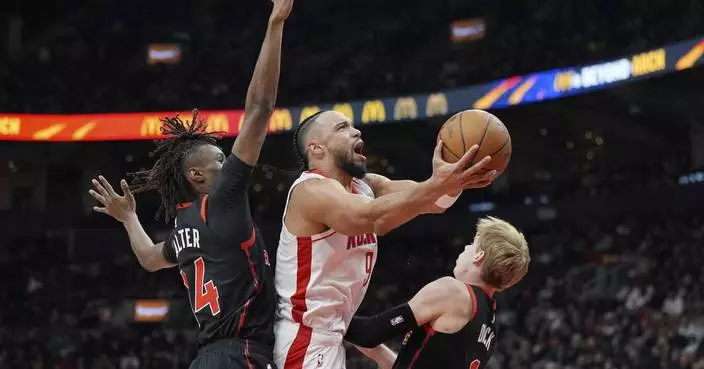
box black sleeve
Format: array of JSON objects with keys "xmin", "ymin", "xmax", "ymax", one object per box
[
  {"xmin": 206, "ymin": 154, "xmax": 255, "ymax": 237},
  {"xmin": 161, "ymin": 234, "xmax": 177, "ymax": 263},
  {"xmin": 345, "ymin": 303, "xmax": 419, "ymax": 348},
  {"xmin": 209, "ymin": 154, "xmax": 255, "ymax": 210}
]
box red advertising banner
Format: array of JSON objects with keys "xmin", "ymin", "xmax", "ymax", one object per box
[{"xmin": 0, "ymin": 110, "xmax": 247, "ymax": 142}]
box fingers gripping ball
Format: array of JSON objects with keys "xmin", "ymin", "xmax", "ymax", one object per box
[{"xmin": 438, "ymin": 109, "xmax": 512, "ymax": 175}]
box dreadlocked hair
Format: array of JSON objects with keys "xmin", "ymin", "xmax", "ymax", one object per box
[
  {"xmin": 128, "ymin": 109, "xmax": 219, "ymax": 223},
  {"xmin": 292, "ymin": 111, "xmax": 325, "ymax": 172}
]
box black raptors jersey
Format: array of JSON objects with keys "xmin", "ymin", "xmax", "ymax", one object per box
[
  {"xmin": 162, "ymin": 155, "xmax": 276, "ymax": 350},
  {"xmin": 393, "ymin": 285, "xmax": 497, "ymax": 369}
]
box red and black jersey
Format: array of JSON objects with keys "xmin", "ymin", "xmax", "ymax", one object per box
[
  {"xmin": 162, "ymin": 155, "xmax": 276, "ymax": 351},
  {"xmin": 393, "ymin": 285, "xmax": 497, "ymax": 369}
]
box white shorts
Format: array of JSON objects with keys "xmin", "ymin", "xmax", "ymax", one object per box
[{"xmin": 274, "ymin": 319, "xmax": 346, "ymax": 369}]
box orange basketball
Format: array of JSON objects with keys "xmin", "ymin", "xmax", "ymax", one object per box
[{"xmin": 437, "ymin": 109, "xmax": 512, "ymax": 174}]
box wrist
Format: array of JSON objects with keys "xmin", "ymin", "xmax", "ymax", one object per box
[
  {"xmin": 435, "ymin": 193, "xmax": 460, "ymax": 209},
  {"xmin": 423, "ymin": 177, "xmax": 449, "ymax": 197},
  {"xmin": 268, "ymin": 16, "xmax": 286, "ymax": 26},
  {"xmin": 122, "ymin": 213, "xmax": 140, "ymax": 228}
]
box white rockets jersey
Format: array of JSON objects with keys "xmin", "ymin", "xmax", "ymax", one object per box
[{"xmin": 275, "ymin": 171, "xmax": 379, "ymax": 334}]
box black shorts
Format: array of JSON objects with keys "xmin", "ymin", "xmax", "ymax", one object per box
[{"xmin": 189, "ymin": 338, "xmax": 276, "ymax": 369}]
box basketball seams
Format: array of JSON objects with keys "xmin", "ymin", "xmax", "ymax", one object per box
[
  {"xmin": 439, "ymin": 116, "xmax": 463, "ymax": 161},
  {"xmin": 442, "ymin": 142, "xmax": 462, "ymax": 161},
  {"xmin": 476, "ymin": 113, "xmax": 492, "ymax": 153},
  {"xmin": 458, "ymin": 113, "xmax": 467, "ymax": 153},
  {"xmin": 489, "ymin": 136, "xmax": 511, "ymax": 157}
]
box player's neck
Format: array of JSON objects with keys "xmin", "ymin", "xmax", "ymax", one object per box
[
  {"xmin": 309, "ymin": 161, "xmax": 354, "ymax": 187},
  {"xmin": 457, "ymin": 273, "xmax": 496, "ymax": 298}
]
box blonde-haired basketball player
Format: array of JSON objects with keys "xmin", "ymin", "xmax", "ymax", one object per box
[
  {"xmin": 347, "ymin": 217, "xmax": 530, "ymax": 369},
  {"xmin": 274, "ymin": 111, "xmax": 497, "ymax": 369}
]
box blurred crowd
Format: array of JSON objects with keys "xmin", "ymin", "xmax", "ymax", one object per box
[
  {"xmin": 1, "ymin": 0, "xmax": 702, "ymax": 113},
  {"xmin": 1, "ymin": 0, "xmax": 703, "ymax": 368},
  {"xmin": 1, "ymin": 197, "xmax": 703, "ymax": 369}
]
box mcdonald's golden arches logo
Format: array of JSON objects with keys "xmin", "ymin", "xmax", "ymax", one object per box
[
  {"xmin": 332, "ymin": 103, "xmax": 354, "ymax": 121},
  {"xmin": 0, "ymin": 117, "xmax": 21, "ymax": 136},
  {"xmin": 300, "ymin": 106, "xmax": 321, "ymax": 123},
  {"xmin": 205, "ymin": 114, "xmax": 229, "ymax": 134},
  {"xmin": 426, "ymin": 93, "xmax": 448, "ymax": 117},
  {"xmin": 269, "ymin": 109, "xmax": 293, "ymax": 132},
  {"xmin": 140, "ymin": 116, "xmax": 162, "ymax": 136},
  {"xmin": 361, "ymin": 100, "xmax": 386, "ymax": 124},
  {"xmin": 394, "ymin": 97, "xmax": 418, "ymax": 120}
]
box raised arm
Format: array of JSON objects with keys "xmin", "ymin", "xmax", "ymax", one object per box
[
  {"xmin": 291, "ymin": 142, "xmax": 493, "ymax": 236},
  {"xmin": 363, "ymin": 173, "xmax": 458, "ymax": 215},
  {"xmin": 370, "ymin": 143, "xmax": 495, "ymax": 234},
  {"xmin": 363, "ymin": 154, "xmax": 496, "ymax": 214},
  {"xmin": 345, "ymin": 277, "xmax": 472, "ymax": 348},
  {"xmin": 231, "ymin": 0, "xmax": 293, "ymax": 165},
  {"xmin": 291, "ymin": 177, "xmax": 445, "ymax": 236},
  {"xmin": 89, "ymin": 176, "xmax": 175, "ymax": 272},
  {"xmin": 208, "ymin": 0, "xmax": 293, "ymax": 215}
]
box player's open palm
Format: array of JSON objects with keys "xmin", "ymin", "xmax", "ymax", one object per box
[
  {"xmin": 431, "ymin": 140, "xmax": 497, "ymax": 191},
  {"xmin": 270, "ymin": 0, "xmax": 294, "ymax": 23},
  {"xmin": 89, "ymin": 176, "xmax": 137, "ymax": 223}
]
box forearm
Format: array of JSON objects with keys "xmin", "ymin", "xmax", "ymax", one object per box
[
  {"xmin": 244, "ymin": 19, "xmax": 283, "ymax": 116},
  {"xmin": 366, "ymin": 175, "xmax": 459, "ymax": 215},
  {"xmin": 233, "ymin": 18, "xmax": 285, "ymax": 162},
  {"xmin": 123, "ymin": 216, "xmax": 172, "ymax": 272},
  {"xmin": 355, "ymin": 345, "xmax": 397, "ymax": 369},
  {"xmin": 345, "ymin": 303, "xmax": 418, "ymax": 348},
  {"xmin": 365, "ymin": 180, "xmax": 443, "ymax": 235}
]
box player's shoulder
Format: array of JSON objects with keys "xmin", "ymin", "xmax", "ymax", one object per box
[
  {"xmin": 431, "ymin": 277, "xmax": 473, "ymax": 315},
  {"xmin": 294, "ymin": 176, "xmax": 345, "ymax": 195},
  {"xmin": 361, "ymin": 173, "xmax": 388, "ymax": 186},
  {"xmin": 433, "ymin": 276, "xmax": 472, "ymax": 300}
]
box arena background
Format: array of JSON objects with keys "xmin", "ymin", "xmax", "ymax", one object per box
[{"xmin": 0, "ymin": 0, "xmax": 703, "ymax": 368}]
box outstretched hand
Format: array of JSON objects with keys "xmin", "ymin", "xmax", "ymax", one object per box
[
  {"xmin": 89, "ymin": 176, "xmax": 137, "ymax": 223},
  {"xmin": 270, "ymin": 0, "xmax": 294, "ymax": 23},
  {"xmin": 431, "ymin": 140, "xmax": 497, "ymax": 192}
]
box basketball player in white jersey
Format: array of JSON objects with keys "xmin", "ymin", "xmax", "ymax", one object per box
[{"xmin": 274, "ymin": 110, "xmax": 498, "ymax": 369}]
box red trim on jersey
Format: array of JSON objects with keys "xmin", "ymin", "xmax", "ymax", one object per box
[
  {"xmin": 237, "ymin": 299, "xmax": 252, "ymax": 335},
  {"xmin": 290, "ymin": 236, "xmax": 313, "ymax": 324},
  {"xmin": 476, "ymin": 284, "xmax": 495, "ymax": 299},
  {"xmin": 407, "ymin": 325, "xmax": 436, "ymax": 369},
  {"xmin": 176, "ymin": 202, "xmax": 193, "ymax": 210},
  {"xmin": 241, "ymin": 227, "xmax": 256, "ymax": 251},
  {"xmin": 237, "ymin": 227, "xmax": 261, "ymax": 334},
  {"xmin": 243, "ymin": 339, "xmax": 255, "ymax": 369},
  {"xmin": 305, "ymin": 169, "xmax": 325, "ymax": 176},
  {"xmin": 241, "ymin": 228, "xmax": 260, "ymax": 291},
  {"xmin": 199, "ymin": 195, "xmax": 209, "ymax": 223},
  {"xmin": 311, "ymin": 231, "xmax": 337, "ymax": 243},
  {"xmin": 466, "ymin": 284, "xmax": 479, "ymax": 321},
  {"xmin": 471, "ymin": 284, "xmax": 497, "ymax": 310},
  {"xmin": 283, "ymin": 325, "xmax": 313, "ymax": 369}
]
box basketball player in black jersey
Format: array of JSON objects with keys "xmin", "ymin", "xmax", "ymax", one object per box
[
  {"xmin": 344, "ymin": 217, "xmax": 530, "ymax": 369},
  {"xmin": 87, "ymin": 1, "xmax": 294, "ymax": 368}
]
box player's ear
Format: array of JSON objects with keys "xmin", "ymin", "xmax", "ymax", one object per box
[
  {"xmin": 473, "ymin": 249, "xmax": 485, "ymax": 264},
  {"xmin": 309, "ymin": 142, "xmax": 324, "ymax": 157},
  {"xmin": 187, "ymin": 167, "xmax": 206, "ymax": 184}
]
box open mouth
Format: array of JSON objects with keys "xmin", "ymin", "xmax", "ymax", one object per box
[{"xmin": 353, "ymin": 141, "xmax": 366, "ymax": 160}]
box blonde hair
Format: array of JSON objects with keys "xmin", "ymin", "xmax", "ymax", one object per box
[{"xmin": 474, "ymin": 216, "xmax": 530, "ymax": 291}]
